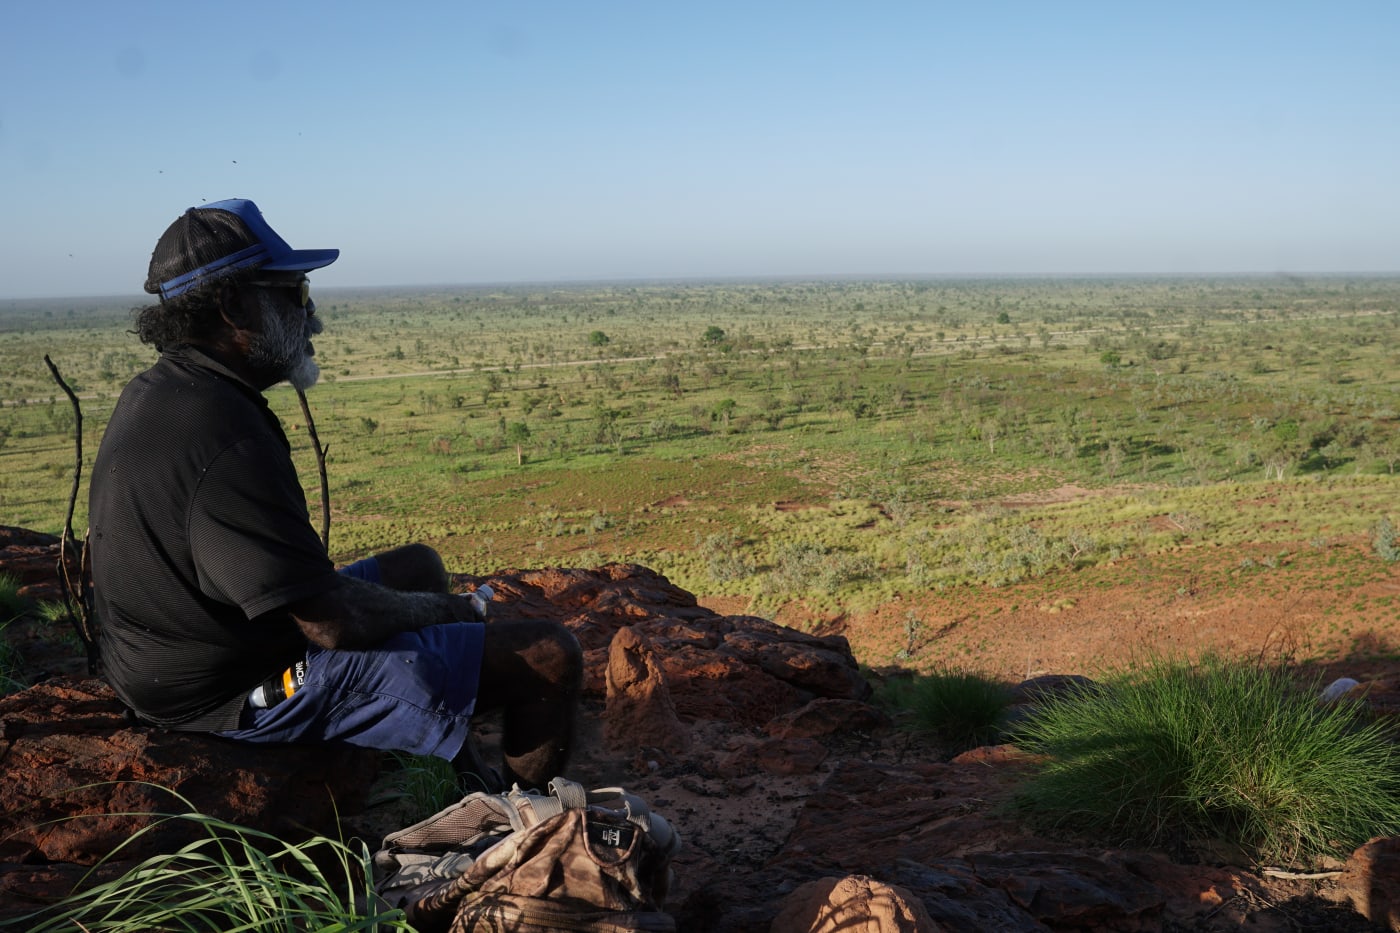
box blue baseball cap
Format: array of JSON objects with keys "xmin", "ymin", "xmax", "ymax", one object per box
[{"xmin": 147, "ymin": 199, "xmax": 339, "ymax": 300}]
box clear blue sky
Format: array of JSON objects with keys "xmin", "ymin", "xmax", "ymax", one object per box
[{"xmin": 3, "ymin": 1, "xmax": 1398, "ymax": 298}]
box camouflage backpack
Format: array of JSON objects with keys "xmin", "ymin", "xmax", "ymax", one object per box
[{"xmin": 372, "ymin": 777, "xmax": 681, "ymax": 933}]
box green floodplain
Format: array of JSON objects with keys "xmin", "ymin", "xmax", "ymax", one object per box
[{"xmin": 3, "ymin": 275, "xmax": 1400, "ymax": 648}]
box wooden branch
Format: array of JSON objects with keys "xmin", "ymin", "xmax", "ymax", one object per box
[
  {"xmin": 296, "ymin": 387, "xmax": 332, "ymax": 551},
  {"xmin": 43, "ymin": 354, "xmax": 98, "ymax": 675}
]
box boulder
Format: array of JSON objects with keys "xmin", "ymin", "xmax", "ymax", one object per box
[
  {"xmin": 605, "ymin": 624, "xmax": 691, "ymax": 755},
  {"xmin": 770, "ymin": 874, "xmax": 940, "ymax": 932},
  {"xmin": 1340, "ymin": 836, "xmax": 1400, "ymax": 930},
  {"xmin": 458, "ymin": 566, "xmax": 872, "ymax": 733},
  {"xmin": 687, "ymin": 754, "xmax": 1262, "ymax": 931}
]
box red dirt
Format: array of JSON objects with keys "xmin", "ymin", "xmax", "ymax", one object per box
[{"xmin": 706, "ymin": 534, "xmax": 1400, "ymax": 688}]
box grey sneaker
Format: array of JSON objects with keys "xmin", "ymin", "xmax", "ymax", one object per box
[{"xmin": 469, "ymin": 584, "xmax": 494, "ymax": 621}]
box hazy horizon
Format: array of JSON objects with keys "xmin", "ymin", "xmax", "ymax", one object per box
[{"xmin": 10, "ymin": 269, "xmax": 1400, "ymax": 307}]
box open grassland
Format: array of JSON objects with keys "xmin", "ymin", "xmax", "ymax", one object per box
[{"xmin": 4, "ymin": 277, "xmax": 1400, "ymax": 673}]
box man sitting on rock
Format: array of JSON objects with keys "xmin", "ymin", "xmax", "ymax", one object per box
[{"xmin": 89, "ymin": 199, "xmax": 581, "ymax": 791}]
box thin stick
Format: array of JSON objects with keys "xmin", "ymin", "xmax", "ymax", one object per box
[
  {"xmin": 43, "ymin": 354, "xmax": 97, "ymax": 674},
  {"xmin": 296, "ymin": 387, "xmax": 332, "ymax": 551}
]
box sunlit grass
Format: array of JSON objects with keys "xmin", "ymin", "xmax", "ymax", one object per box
[
  {"xmin": 9, "ymin": 787, "xmax": 414, "ymax": 932},
  {"xmin": 1013, "ymin": 655, "xmax": 1400, "ymax": 865}
]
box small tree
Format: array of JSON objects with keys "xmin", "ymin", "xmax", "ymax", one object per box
[
  {"xmin": 1262, "ymin": 420, "xmax": 1300, "ymax": 480},
  {"xmin": 505, "ymin": 422, "xmax": 531, "ymax": 466},
  {"xmin": 980, "ymin": 417, "xmax": 1001, "ymax": 455},
  {"xmin": 710, "ymin": 398, "xmax": 737, "ymax": 431},
  {"xmin": 588, "ymin": 330, "xmax": 610, "ymax": 348},
  {"xmin": 701, "ymin": 325, "xmax": 726, "ymax": 346}
]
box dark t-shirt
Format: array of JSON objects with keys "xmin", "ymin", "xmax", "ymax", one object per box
[{"xmin": 89, "ymin": 346, "xmax": 337, "ymax": 730}]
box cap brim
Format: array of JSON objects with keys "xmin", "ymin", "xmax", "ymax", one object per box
[{"xmin": 261, "ymin": 248, "xmax": 340, "ymax": 273}]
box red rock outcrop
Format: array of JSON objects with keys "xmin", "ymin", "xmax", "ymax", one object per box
[{"xmin": 605, "ymin": 623, "xmax": 691, "ymax": 755}]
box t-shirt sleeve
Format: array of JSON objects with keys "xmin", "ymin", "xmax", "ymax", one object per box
[{"xmin": 188, "ymin": 434, "xmax": 338, "ymax": 618}]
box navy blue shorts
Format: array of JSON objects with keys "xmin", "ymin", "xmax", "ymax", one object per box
[{"xmin": 215, "ymin": 557, "xmax": 486, "ymax": 761}]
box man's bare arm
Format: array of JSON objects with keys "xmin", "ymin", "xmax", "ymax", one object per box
[{"xmin": 287, "ymin": 575, "xmax": 478, "ymax": 650}]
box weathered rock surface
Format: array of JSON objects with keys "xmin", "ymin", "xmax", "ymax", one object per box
[
  {"xmin": 0, "ymin": 677, "xmax": 379, "ymax": 913},
  {"xmin": 2, "ymin": 534, "xmax": 1398, "ymax": 931},
  {"xmin": 1341, "ymin": 837, "xmax": 1400, "ymax": 930}
]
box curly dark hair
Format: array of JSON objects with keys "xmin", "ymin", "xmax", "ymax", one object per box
[{"xmin": 131, "ymin": 277, "xmax": 248, "ymax": 350}]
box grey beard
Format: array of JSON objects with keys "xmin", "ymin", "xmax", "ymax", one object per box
[{"xmin": 248, "ymin": 293, "xmax": 321, "ymax": 390}]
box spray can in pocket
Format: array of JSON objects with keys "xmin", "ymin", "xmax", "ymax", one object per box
[{"xmin": 249, "ymin": 660, "xmax": 308, "ymax": 709}]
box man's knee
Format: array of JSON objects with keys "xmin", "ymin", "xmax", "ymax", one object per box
[
  {"xmin": 373, "ymin": 543, "xmax": 448, "ymax": 593},
  {"xmin": 511, "ymin": 619, "xmax": 582, "ymax": 687},
  {"xmin": 539, "ymin": 621, "xmax": 583, "ymax": 690},
  {"xmin": 480, "ymin": 619, "xmax": 582, "ymax": 698}
]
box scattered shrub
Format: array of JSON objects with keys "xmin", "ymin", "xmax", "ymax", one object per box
[
  {"xmin": 1374, "ymin": 516, "xmax": 1400, "ymax": 562},
  {"xmin": 769, "ymin": 542, "xmax": 874, "ymax": 595},
  {"xmin": 646, "ymin": 417, "xmax": 682, "ymax": 439},
  {"xmin": 700, "ymin": 531, "xmax": 756, "ymax": 583},
  {"xmin": 903, "ymin": 512, "xmax": 1110, "ymax": 589},
  {"xmin": 895, "ymin": 610, "xmax": 922, "ymax": 660}
]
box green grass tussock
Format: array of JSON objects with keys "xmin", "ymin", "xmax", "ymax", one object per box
[
  {"xmin": 0, "ymin": 573, "xmax": 30, "ymax": 696},
  {"xmin": 380, "ymin": 751, "xmax": 465, "ymax": 815},
  {"xmin": 0, "ymin": 571, "xmax": 27, "ymax": 621},
  {"xmin": 1013, "ymin": 656, "xmax": 1400, "ymax": 865},
  {"xmin": 881, "ymin": 666, "xmax": 1012, "ymax": 751}
]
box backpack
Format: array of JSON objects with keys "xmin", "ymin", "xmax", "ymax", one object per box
[{"xmin": 372, "ymin": 777, "xmax": 682, "ymax": 933}]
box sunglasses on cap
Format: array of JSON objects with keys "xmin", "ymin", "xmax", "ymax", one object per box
[{"xmin": 247, "ymin": 278, "xmax": 312, "ymax": 309}]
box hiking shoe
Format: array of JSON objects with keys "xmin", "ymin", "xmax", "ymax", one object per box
[{"xmin": 455, "ymin": 731, "xmax": 506, "ymax": 795}]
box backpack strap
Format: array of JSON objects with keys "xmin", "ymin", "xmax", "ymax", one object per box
[{"xmin": 549, "ymin": 777, "xmax": 590, "ymax": 810}]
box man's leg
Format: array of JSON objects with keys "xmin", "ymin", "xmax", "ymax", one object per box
[
  {"xmin": 466, "ymin": 618, "xmax": 583, "ymax": 789},
  {"xmin": 365, "ymin": 544, "xmax": 579, "ymax": 787}
]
